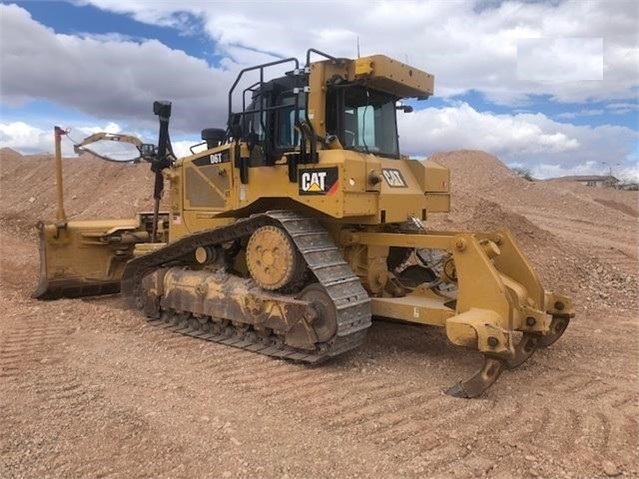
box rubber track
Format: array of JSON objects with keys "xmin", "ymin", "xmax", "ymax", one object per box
[{"xmin": 121, "ymin": 210, "xmax": 372, "ymax": 362}]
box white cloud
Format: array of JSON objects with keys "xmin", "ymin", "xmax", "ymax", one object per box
[
  {"xmin": 0, "ymin": 122, "xmax": 53, "ymax": 154},
  {"xmin": 0, "ymin": 120, "xmax": 134, "ymax": 157},
  {"xmin": 517, "ymin": 38, "xmax": 604, "ymax": 83},
  {"xmin": 556, "ymin": 109, "xmax": 605, "ymax": 119},
  {"xmin": 2, "ymin": 1, "xmax": 637, "ymax": 122},
  {"xmin": 399, "ymin": 102, "xmax": 580, "ymax": 156},
  {"xmin": 78, "ymin": 0, "xmax": 639, "ymax": 104},
  {"xmin": 75, "ymin": 31, "xmax": 144, "ymax": 43},
  {"xmin": 606, "ymin": 102, "xmax": 639, "ymax": 115},
  {"xmin": 618, "ymin": 165, "xmax": 639, "ymax": 183},
  {"xmin": 77, "ymin": 122, "xmax": 122, "ymax": 135},
  {"xmin": 171, "ymin": 140, "xmax": 206, "ymax": 158},
  {"xmin": 398, "ymin": 102, "xmax": 637, "ymax": 177},
  {"xmin": 3, "ymin": 105, "xmax": 636, "ymax": 181},
  {"xmin": 1, "ymin": 2, "xmax": 637, "ymax": 178},
  {"xmin": 0, "ymin": 118, "xmax": 204, "ymax": 160},
  {"xmin": 0, "ymin": 3, "xmax": 233, "ymax": 133}
]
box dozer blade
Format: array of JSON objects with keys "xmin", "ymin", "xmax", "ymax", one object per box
[{"xmin": 33, "ymin": 218, "xmax": 151, "ymax": 300}]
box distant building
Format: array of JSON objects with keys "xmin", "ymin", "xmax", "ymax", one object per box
[
  {"xmin": 619, "ymin": 182, "xmax": 639, "ymax": 191},
  {"xmin": 555, "ymin": 175, "xmax": 620, "ymax": 188}
]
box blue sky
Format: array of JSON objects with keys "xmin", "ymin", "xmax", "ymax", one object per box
[{"xmin": 1, "ymin": 0, "xmax": 637, "ymax": 179}]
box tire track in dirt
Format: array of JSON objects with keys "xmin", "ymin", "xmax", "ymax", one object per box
[
  {"xmin": 518, "ymin": 407, "xmax": 610, "ymax": 455},
  {"xmin": 361, "ymin": 398, "xmax": 480, "ymax": 446},
  {"xmin": 365, "ymin": 395, "xmax": 450, "ymax": 434},
  {"xmin": 493, "ymin": 368, "xmax": 638, "ymax": 462},
  {"xmin": 389, "ymin": 400, "xmax": 527, "ymax": 476},
  {"xmin": 139, "ymin": 319, "xmax": 490, "ymax": 471},
  {"xmin": 0, "ymin": 319, "xmax": 69, "ymax": 380},
  {"xmin": 610, "ymin": 413, "xmax": 639, "ymax": 458},
  {"xmin": 147, "ymin": 321, "xmax": 458, "ymax": 425},
  {"xmin": 496, "ymin": 402, "xmax": 551, "ymax": 440},
  {"xmin": 0, "ymin": 302, "xmax": 130, "ymax": 477},
  {"xmin": 2, "ymin": 359, "xmax": 182, "ymax": 479},
  {"xmin": 86, "ymin": 304, "xmax": 639, "ymax": 479},
  {"xmin": 535, "ymin": 369, "xmax": 638, "ymax": 413},
  {"xmin": 325, "ymin": 388, "xmax": 436, "ymax": 431},
  {"xmin": 0, "ymin": 371, "xmax": 92, "ymax": 469},
  {"xmin": 137, "ymin": 312, "xmax": 636, "ymax": 477},
  {"xmin": 260, "ymin": 369, "xmax": 482, "ymax": 473}
]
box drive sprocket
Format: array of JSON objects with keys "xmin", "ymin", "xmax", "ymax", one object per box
[{"xmin": 246, "ymin": 225, "xmax": 304, "ymax": 291}]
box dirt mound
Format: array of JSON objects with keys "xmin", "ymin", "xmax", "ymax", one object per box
[
  {"xmin": 0, "ymin": 149, "xmax": 159, "ymax": 239},
  {"xmin": 549, "ymin": 179, "xmax": 639, "ymax": 217},
  {"xmin": 431, "ymin": 151, "xmax": 636, "ymax": 222},
  {"xmin": 427, "ymin": 150, "xmax": 637, "ymax": 309},
  {"xmin": 428, "ymin": 150, "xmax": 522, "ymax": 190},
  {"xmin": 466, "ymin": 200, "xmax": 572, "ymax": 291},
  {"xmin": 592, "ymin": 198, "xmax": 638, "ymax": 217},
  {"xmin": 0, "ymin": 147, "xmax": 22, "ymax": 163},
  {"xmin": 429, "ymin": 196, "xmax": 635, "ymax": 309}
]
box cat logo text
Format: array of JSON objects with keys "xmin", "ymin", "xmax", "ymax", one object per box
[
  {"xmin": 382, "ymin": 168, "xmax": 407, "ymax": 188},
  {"xmin": 299, "ymin": 167, "xmax": 339, "ymax": 195}
]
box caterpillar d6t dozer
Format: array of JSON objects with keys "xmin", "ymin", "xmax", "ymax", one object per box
[{"xmin": 33, "ymin": 49, "xmax": 573, "ymax": 397}]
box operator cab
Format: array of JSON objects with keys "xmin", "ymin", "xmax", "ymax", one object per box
[
  {"xmin": 239, "ymin": 74, "xmax": 403, "ymax": 168},
  {"xmin": 226, "ymin": 49, "xmax": 434, "ymax": 183}
]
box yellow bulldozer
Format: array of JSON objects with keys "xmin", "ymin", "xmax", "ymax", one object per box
[{"xmin": 33, "ymin": 49, "xmax": 573, "ymax": 397}]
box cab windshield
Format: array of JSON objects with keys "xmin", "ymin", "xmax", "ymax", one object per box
[{"xmin": 327, "ymin": 86, "xmax": 400, "ymax": 158}]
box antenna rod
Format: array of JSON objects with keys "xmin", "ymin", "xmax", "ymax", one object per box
[{"xmin": 357, "ymin": 35, "xmax": 360, "ymax": 58}]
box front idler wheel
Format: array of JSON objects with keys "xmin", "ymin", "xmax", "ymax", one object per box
[{"xmin": 297, "ymin": 283, "xmax": 338, "ymax": 343}]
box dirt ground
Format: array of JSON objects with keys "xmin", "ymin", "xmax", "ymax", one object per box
[{"xmin": 1, "ymin": 148, "xmax": 637, "ymax": 478}]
